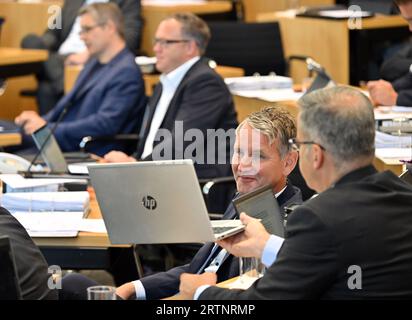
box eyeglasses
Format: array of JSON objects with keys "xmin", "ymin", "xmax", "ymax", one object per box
[
  {"xmin": 79, "ymin": 24, "xmax": 103, "ymax": 35},
  {"xmin": 153, "ymin": 38, "xmax": 191, "ymax": 47},
  {"xmin": 288, "ymin": 138, "xmax": 326, "ymax": 151}
]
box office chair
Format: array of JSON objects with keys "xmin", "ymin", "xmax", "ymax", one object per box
[{"xmin": 205, "ymin": 21, "xmax": 287, "ymax": 76}]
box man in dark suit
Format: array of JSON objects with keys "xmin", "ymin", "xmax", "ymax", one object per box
[
  {"xmin": 59, "ymin": 106, "xmax": 302, "ymax": 300},
  {"xmin": 368, "ymin": 0, "xmax": 412, "ymax": 106},
  {"xmin": 180, "ymin": 86, "xmax": 412, "ymax": 300},
  {"xmin": 0, "ymin": 207, "xmax": 57, "ymax": 300},
  {"xmin": 103, "ymin": 13, "xmax": 238, "ymax": 179},
  {"xmin": 15, "ymin": 3, "xmax": 146, "ymax": 156},
  {"xmin": 22, "ymin": 0, "xmax": 142, "ymax": 114}
]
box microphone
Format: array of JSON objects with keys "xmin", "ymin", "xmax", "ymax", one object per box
[{"xmin": 24, "ymin": 101, "xmax": 72, "ymax": 176}]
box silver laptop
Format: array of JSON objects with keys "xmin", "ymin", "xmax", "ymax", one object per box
[
  {"xmin": 31, "ymin": 125, "xmax": 91, "ymax": 175},
  {"xmin": 88, "ymin": 160, "xmax": 245, "ymax": 244}
]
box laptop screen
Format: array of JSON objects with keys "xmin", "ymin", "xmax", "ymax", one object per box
[
  {"xmin": 32, "ymin": 125, "xmax": 68, "ymax": 173},
  {"xmin": 0, "ymin": 236, "xmax": 22, "ymax": 300}
]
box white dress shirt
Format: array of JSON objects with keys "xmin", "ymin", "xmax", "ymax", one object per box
[
  {"xmin": 58, "ymin": 0, "xmax": 109, "ymax": 55},
  {"xmin": 140, "ymin": 56, "xmax": 200, "ymax": 159}
]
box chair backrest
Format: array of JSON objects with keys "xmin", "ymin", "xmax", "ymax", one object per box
[{"xmin": 205, "ymin": 21, "xmax": 286, "ymax": 76}]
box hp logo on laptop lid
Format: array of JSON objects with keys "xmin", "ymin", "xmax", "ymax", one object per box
[{"xmin": 142, "ymin": 196, "xmax": 157, "ymax": 210}]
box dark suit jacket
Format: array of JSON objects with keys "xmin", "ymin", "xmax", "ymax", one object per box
[
  {"xmin": 42, "ymin": 47, "xmax": 146, "ymax": 156},
  {"xmin": 140, "ymin": 183, "xmax": 302, "ymax": 300},
  {"xmin": 136, "ymin": 58, "xmax": 238, "ymax": 179},
  {"xmin": 201, "ymin": 165, "xmax": 412, "ymax": 299},
  {"xmin": 42, "ymin": 0, "xmax": 142, "ymax": 52},
  {"xmin": 393, "ymin": 72, "xmax": 412, "ymax": 107},
  {"xmin": 0, "ymin": 207, "xmax": 57, "ymax": 300}
]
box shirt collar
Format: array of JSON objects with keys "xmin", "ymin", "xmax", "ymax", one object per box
[
  {"xmin": 274, "ymin": 185, "xmax": 287, "ymax": 198},
  {"xmin": 160, "ymin": 56, "xmax": 200, "ymax": 89}
]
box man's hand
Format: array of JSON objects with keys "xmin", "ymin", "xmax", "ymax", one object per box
[
  {"xmin": 116, "ymin": 282, "xmax": 135, "ymax": 300},
  {"xmin": 367, "ymin": 79, "xmax": 398, "ymax": 106},
  {"xmin": 15, "ymin": 111, "xmax": 46, "ymax": 135},
  {"xmin": 103, "ymin": 151, "xmax": 137, "ymax": 163},
  {"xmin": 179, "ymin": 272, "xmax": 217, "ymax": 300},
  {"xmin": 217, "ymin": 213, "xmax": 270, "ymax": 259},
  {"xmin": 65, "ymin": 50, "xmax": 90, "ymax": 66}
]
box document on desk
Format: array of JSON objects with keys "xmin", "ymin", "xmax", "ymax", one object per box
[
  {"xmin": 374, "ymin": 106, "xmax": 412, "ymax": 121},
  {"xmin": 1, "ymin": 191, "xmax": 90, "ymax": 213},
  {"xmin": 12, "ymin": 211, "xmax": 84, "ymax": 237},
  {"xmin": 0, "ymin": 174, "xmax": 88, "ymax": 192},
  {"xmin": 230, "ymin": 88, "xmax": 303, "ymax": 102},
  {"xmin": 225, "ymin": 76, "xmax": 293, "ymax": 91},
  {"xmin": 375, "ymin": 148, "xmax": 412, "ymax": 160},
  {"xmin": 375, "ymin": 131, "xmax": 412, "ymax": 149}
]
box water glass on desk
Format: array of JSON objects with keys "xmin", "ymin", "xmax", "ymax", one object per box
[
  {"xmin": 393, "ymin": 117, "xmax": 411, "ymax": 148},
  {"xmin": 239, "ymin": 257, "xmax": 265, "ymax": 284},
  {"xmin": 87, "ymin": 285, "xmax": 117, "ymax": 300}
]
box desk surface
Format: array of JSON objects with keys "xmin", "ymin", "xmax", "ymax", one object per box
[
  {"xmin": 255, "ymin": 13, "xmax": 408, "ymax": 85},
  {"xmin": 0, "ymin": 132, "xmax": 21, "ymax": 147},
  {"xmin": 0, "ymin": 48, "xmax": 48, "ymax": 66},
  {"xmin": 33, "ymin": 189, "xmax": 124, "ymax": 248}
]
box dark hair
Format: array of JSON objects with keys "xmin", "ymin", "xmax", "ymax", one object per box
[{"xmin": 165, "ymin": 12, "xmax": 210, "ymax": 55}]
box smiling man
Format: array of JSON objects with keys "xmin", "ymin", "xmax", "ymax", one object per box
[
  {"xmin": 59, "ymin": 106, "xmax": 302, "ymax": 300},
  {"xmin": 14, "ymin": 3, "xmax": 146, "ymax": 156},
  {"xmin": 179, "ymin": 86, "xmax": 412, "ymax": 300}
]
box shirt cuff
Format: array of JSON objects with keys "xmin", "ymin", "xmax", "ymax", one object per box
[
  {"xmin": 194, "ymin": 285, "xmax": 211, "ymax": 300},
  {"xmin": 261, "ymin": 235, "xmax": 284, "ymax": 267},
  {"xmin": 132, "ymin": 280, "xmax": 147, "ymax": 300}
]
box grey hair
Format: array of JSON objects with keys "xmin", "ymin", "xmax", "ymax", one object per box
[
  {"xmin": 165, "ymin": 13, "xmax": 211, "ymax": 55},
  {"xmin": 237, "ymin": 105, "xmax": 296, "ymax": 158},
  {"xmin": 79, "ymin": 2, "xmax": 125, "ymax": 40},
  {"xmin": 298, "ymin": 86, "xmax": 375, "ymax": 164}
]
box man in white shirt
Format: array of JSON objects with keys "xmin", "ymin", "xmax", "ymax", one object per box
[
  {"xmin": 59, "ymin": 106, "xmax": 302, "ymax": 300},
  {"xmin": 103, "ymin": 13, "xmax": 238, "ymax": 180},
  {"xmin": 179, "ymin": 86, "xmax": 412, "ymax": 300}
]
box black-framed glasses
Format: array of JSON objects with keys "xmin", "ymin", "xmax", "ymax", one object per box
[
  {"xmin": 288, "ymin": 138, "xmax": 326, "ymax": 151},
  {"xmin": 79, "ymin": 24, "xmax": 103, "ymax": 35},
  {"xmin": 153, "ymin": 38, "xmax": 191, "ymax": 47}
]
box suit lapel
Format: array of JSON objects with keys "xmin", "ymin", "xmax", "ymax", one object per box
[{"xmin": 136, "ymin": 83, "xmax": 163, "ymax": 156}]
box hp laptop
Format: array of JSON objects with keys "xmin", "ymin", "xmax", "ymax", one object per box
[
  {"xmin": 0, "ymin": 236, "xmax": 22, "ymax": 300},
  {"xmin": 88, "ymin": 160, "xmax": 245, "ymax": 244}
]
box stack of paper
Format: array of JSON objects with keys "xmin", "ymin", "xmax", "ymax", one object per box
[
  {"xmin": 11, "ymin": 212, "xmax": 107, "ymax": 237},
  {"xmin": 225, "ymin": 76, "xmax": 293, "ymax": 91},
  {"xmin": 0, "ymin": 174, "xmax": 88, "ymax": 193},
  {"xmin": 1, "ymin": 191, "xmax": 90, "ymax": 213}
]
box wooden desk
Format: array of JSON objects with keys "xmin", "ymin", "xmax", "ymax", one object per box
[
  {"xmin": 0, "ymin": 132, "xmax": 21, "ymax": 147},
  {"xmin": 242, "ymin": 0, "xmax": 334, "ymax": 22},
  {"xmin": 141, "ymin": 0, "xmax": 232, "ymax": 56},
  {"xmin": 65, "ymin": 64, "xmax": 245, "ymax": 96},
  {"xmin": 0, "ymin": 48, "xmax": 48, "ymax": 120},
  {"xmin": 33, "ymin": 189, "xmax": 132, "ymax": 270},
  {"xmin": 256, "ymin": 13, "xmax": 409, "ymax": 85},
  {"xmin": 0, "ymin": 47, "xmax": 48, "ymax": 77}
]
